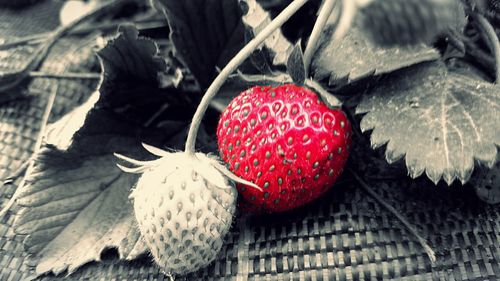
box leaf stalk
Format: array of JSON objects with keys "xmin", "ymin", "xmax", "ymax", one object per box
[
  {"xmin": 0, "ymin": 84, "xmax": 58, "ymax": 218},
  {"xmin": 472, "ymin": 13, "xmax": 500, "ymax": 83},
  {"xmin": 304, "ymin": 0, "xmax": 338, "ymax": 76},
  {"xmin": 349, "ymin": 168, "xmax": 437, "ymax": 265}
]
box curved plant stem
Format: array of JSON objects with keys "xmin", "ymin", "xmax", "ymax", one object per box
[
  {"xmin": 304, "ymin": 0, "xmax": 338, "ymax": 76},
  {"xmin": 333, "ymin": 0, "xmax": 357, "ymax": 41},
  {"xmin": 184, "ymin": 0, "xmax": 311, "ymax": 155},
  {"xmin": 29, "ymin": 71, "xmax": 101, "ymax": 80},
  {"xmin": 3, "ymin": 160, "xmax": 30, "ymax": 185},
  {"xmin": 472, "ymin": 13, "xmax": 500, "ymax": 83},
  {"xmin": 349, "ymin": 169, "xmax": 437, "ymax": 265},
  {"xmin": 331, "ymin": 0, "xmax": 375, "ymax": 41},
  {"xmin": 0, "ymin": 35, "xmax": 45, "ymax": 51},
  {"xmin": 0, "ymin": 84, "xmax": 58, "ymax": 218}
]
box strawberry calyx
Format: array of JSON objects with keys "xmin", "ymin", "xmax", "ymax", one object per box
[
  {"xmin": 233, "ymin": 71, "xmax": 342, "ymax": 108},
  {"xmin": 305, "ymin": 78, "xmax": 342, "ymax": 108},
  {"xmin": 115, "ymin": 143, "xmax": 262, "ymax": 193}
]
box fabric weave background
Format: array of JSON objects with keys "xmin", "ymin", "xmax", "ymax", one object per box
[{"xmin": 0, "ymin": 1, "xmax": 498, "ymax": 280}]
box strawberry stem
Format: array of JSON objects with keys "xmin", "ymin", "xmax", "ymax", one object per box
[
  {"xmin": 0, "ymin": 84, "xmax": 58, "ymax": 219},
  {"xmin": 184, "ymin": 0, "xmax": 311, "ymax": 155},
  {"xmin": 349, "ymin": 169, "xmax": 437, "ymax": 265},
  {"xmin": 332, "ymin": 0, "xmax": 360, "ymax": 41},
  {"xmin": 304, "ymin": 0, "xmax": 338, "ymax": 76},
  {"xmin": 3, "ymin": 160, "xmax": 30, "ymax": 185},
  {"xmin": 471, "ymin": 13, "xmax": 500, "ymax": 83},
  {"xmin": 29, "ymin": 71, "xmax": 101, "ymax": 80}
]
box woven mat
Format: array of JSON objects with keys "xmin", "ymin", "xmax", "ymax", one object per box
[{"xmin": 0, "ymin": 1, "xmax": 499, "ymax": 281}]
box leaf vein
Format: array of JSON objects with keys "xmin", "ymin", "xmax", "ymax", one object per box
[
  {"xmin": 449, "ymin": 91, "xmax": 481, "ymax": 142},
  {"xmin": 464, "ymin": 87, "xmax": 500, "ymax": 109},
  {"xmin": 28, "ymin": 210, "xmax": 80, "ymax": 233},
  {"xmin": 441, "ymin": 90, "xmax": 450, "ymax": 173},
  {"xmin": 20, "ymin": 174, "xmax": 117, "ymax": 203}
]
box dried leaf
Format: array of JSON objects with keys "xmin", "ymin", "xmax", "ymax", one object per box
[
  {"xmin": 14, "ymin": 144, "xmax": 147, "ymax": 275},
  {"xmin": 357, "ymin": 62, "xmax": 500, "ymax": 185},
  {"xmin": 154, "ymin": 0, "xmax": 246, "ymax": 88},
  {"xmin": 311, "ymin": 23, "xmax": 440, "ymax": 87},
  {"xmin": 12, "ymin": 25, "xmax": 184, "ymax": 276}
]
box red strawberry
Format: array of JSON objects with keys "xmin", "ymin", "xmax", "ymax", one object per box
[{"xmin": 216, "ymin": 84, "xmax": 351, "ymax": 212}]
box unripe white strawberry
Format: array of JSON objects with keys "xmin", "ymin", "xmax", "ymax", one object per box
[{"xmin": 116, "ymin": 147, "xmax": 249, "ymax": 276}]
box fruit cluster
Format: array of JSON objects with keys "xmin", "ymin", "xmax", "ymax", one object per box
[{"xmin": 121, "ymin": 84, "xmax": 352, "ymax": 276}]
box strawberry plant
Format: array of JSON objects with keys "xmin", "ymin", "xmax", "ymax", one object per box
[{"xmin": 0, "ymin": 0, "xmax": 497, "ymax": 280}]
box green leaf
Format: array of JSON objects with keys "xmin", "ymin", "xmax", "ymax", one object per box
[
  {"xmin": 154, "ymin": 0, "xmax": 246, "ymax": 88},
  {"xmin": 286, "ymin": 43, "xmax": 305, "ymax": 85},
  {"xmin": 356, "ymin": 62, "xmax": 500, "ymax": 185},
  {"xmin": 96, "ymin": 25, "xmax": 166, "ymax": 105},
  {"xmin": 240, "ymin": 0, "xmax": 294, "ymax": 67},
  {"xmin": 311, "ymin": 23, "xmax": 440, "ymax": 87},
  {"xmin": 12, "ymin": 25, "xmax": 186, "ymax": 276},
  {"xmin": 360, "ymin": 0, "xmax": 466, "ymax": 46}
]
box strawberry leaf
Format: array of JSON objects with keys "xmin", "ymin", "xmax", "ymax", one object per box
[
  {"xmin": 154, "ymin": 0, "xmax": 246, "ymax": 88},
  {"xmin": 360, "ymin": 0, "xmax": 466, "ymax": 46},
  {"xmin": 356, "ymin": 62, "xmax": 500, "ymax": 185},
  {"xmin": 240, "ymin": 0, "xmax": 294, "ymax": 67},
  {"xmin": 14, "ymin": 102, "xmax": 149, "ymax": 275},
  {"xmin": 286, "ymin": 43, "xmax": 305, "ymax": 85},
  {"xmin": 11, "ymin": 25, "xmax": 186, "ymax": 276},
  {"xmin": 311, "ymin": 23, "xmax": 440, "ymax": 87}
]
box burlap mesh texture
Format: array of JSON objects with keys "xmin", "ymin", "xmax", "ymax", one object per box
[{"xmin": 0, "ymin": 1, "xmax": 498, "ymax": 280}]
